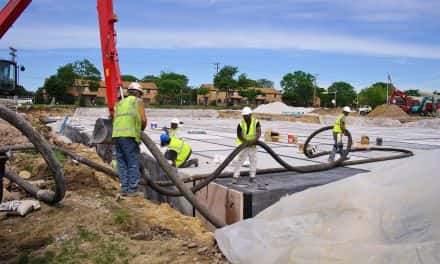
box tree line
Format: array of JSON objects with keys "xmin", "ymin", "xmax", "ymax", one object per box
[{"xmin": 33, "ymin": 59, "xmax": 422, "ymax": 108}]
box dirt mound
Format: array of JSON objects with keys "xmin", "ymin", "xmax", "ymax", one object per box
[
  {"xmin": 0, "ymin": 120, "xmax": 29, "ymax": 146},
  {"xmin": 311, "ymin": 107, "xmax": 343, "ymax": 115},
  {"xmin": 368, "ymin": 104, "xmax": 409, "ymax": 119}
]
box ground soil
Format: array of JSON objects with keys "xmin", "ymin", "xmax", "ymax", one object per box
[
  {"xmin": 368, "ymin": 104, "xmax": 409, "ymax": 119},
  {"xmin": 0, "ymin": 107, "xmax": 228, "ymax": 264}
]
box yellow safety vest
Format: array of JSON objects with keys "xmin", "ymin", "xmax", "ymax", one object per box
[
  {"xmin": 112, "ymin": 96, "xmax": 142, "ymax": 143},
  {"xmin": 236, "ymin": 117, "xmax": 259, "ymax": 145},
  {"xmin": 168, "ymin": 138, "xmax": 191, "ymax": 168},
  {"xmin": 169, "ymin": 128, "xmax": 181, "ymax": 139},
  {"xmin": 333, "ymin": 114, "xmax": 346, "ymax": 133}
]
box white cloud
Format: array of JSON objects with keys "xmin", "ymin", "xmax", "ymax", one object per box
[{"xmin": 2, "ymin": 26, "xmax": 439, "ymax": 60}]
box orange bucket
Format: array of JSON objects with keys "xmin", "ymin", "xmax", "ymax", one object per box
[{"xmin": 287, "ymin": 134, "xmax": 295, "ymax": 144}]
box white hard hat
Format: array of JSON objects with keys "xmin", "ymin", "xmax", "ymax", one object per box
[
  {"xmin": 171, "ymin": 118, "xmax": 179, "ymax": 124},
  {"xmin": 242, "ymin": 106, "xmax": 253, "ymax": 115},
  {"xmin": 128, "ymin": 82, "xmax": 143, "ymax": 94},
  {"xmin": 343, "ymin": 106, "xmax": 351, "ymax": 113}
]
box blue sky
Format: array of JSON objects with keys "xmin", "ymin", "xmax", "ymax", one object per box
[{"xmin": 1, "ymin": 0, "xmax": 440, "ymax": 92}]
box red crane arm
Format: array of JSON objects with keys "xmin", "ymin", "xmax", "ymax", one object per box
[
  {"xmin": 97, "ymin": 0, "xmax": 122, "ymax": 117},
  {"xmin": 0, "ymin": 0, "xmax": 31, "ymax": 39}
]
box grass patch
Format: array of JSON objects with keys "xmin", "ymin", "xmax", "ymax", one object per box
[
  {"xmin": 77, "ymin": 226, "xmax": 98, "ymax": 242},
  {"xmin": 53, "ymin": 149, "xmax": 67, "ymax": 165}
]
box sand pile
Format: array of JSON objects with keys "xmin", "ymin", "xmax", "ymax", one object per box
[
  {"xmin": 254, "ymin": 102, "xmax": 314, "ymax": 115},
  {"xmin": 368, "ymin": 104, "xmax": 409, "ymax": 119},
  {"xmin": 312, "ymin": 107, "xmax": 344, "ymax": 115}
]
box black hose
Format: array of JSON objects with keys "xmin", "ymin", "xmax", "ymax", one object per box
[{"xmin": 0, "ymin": 105, "xmax": 66, "ymax": 204}]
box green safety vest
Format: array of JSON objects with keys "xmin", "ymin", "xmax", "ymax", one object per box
[
  {"xmin": 112, "ymin": 96, "xmax": 142, "ymax": 143},
  {"xmin": 236, "ymin": 117, "xmax": 259, "ymax": 145},
  {"xmin": 168, "ymin": 138, "xmax": 191, "ymax": 168},
  {"xmin": 333, "ymin": 114, "xmax": 346, "ymax": 133}
]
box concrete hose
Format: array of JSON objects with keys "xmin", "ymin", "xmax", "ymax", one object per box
[{"xmin": 0, "ymin": 105, "xmax": 66, "ymax": 204}]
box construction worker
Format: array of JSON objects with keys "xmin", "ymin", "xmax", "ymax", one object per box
[
  {"xmin": 168, "ymin": 118, "xmax": 181, "ymax": 139},
  {"xmin": 112, "ymin": 82, "xmax": 147, "ymax": 197},
  {"xmin": 160, "ymin": 134, "xmax": 198, "ymax": 168},
  {"xmin": 232, "ymin": 107, "xmax": 261, "ymax": 184},
  {"xmin": 329, "ymin": 106, "xmax": 351, "ymax": 162}
]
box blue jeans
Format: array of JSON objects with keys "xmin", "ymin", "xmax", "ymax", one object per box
[{"xmin": 114, "ymin": 137, "xmax": 140, "ymax": 193}]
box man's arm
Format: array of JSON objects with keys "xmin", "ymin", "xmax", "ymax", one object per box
[
  {"xmin": 139, "ymin": 101, "xmax": 147, "ymax": 130},
  {"xmin": 256, "ymin": 122, "xmax": 261, "ymax": 139},
  {"xmin": 237, "ymin": 124, "xmax": 245, "ymax": 142}
]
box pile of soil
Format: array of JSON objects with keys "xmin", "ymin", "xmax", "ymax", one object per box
[
  {"xmin": 368, "ymin": 104, "xmax": 409, "ymax": 119},
  {"xmin": 311, "ymin": 107, "xmax": 344, "ymax": 115},
  {"xmin": 0, "ymin": 120, "xmax": 29, "ymax": 146}
]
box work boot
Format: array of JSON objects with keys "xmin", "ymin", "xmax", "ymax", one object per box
[
  {"xmin": 231, "ymin": 178, "xmax": 239, "ymax": 184},
  {"xmin": 126, "ymin": 191, "xmax": 144, "ymax": 198}
]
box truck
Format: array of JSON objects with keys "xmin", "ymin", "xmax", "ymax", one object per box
[{"xmin": 358, "ymin": 105, "xmax": 372, "ymax": 115}]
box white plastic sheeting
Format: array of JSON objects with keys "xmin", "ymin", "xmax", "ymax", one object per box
[{"xmin": 216, "ymin": 150, "xmax": 440, "ymax": 264}]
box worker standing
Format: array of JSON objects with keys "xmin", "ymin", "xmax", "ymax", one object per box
[
  {"xmin": 168, "ymin": 118, "xmax": 181, "ymax": 139},
  {"xmin": 232, "ymin": 107, "xmax": 261, "ymax": 184},
  {"xmin": 160, "ymin": 134, "xmax": 198, "ymax": 168},
  {"xmin": 112, "ymin": 82, "xmax": 147, "ymax": 197},
  {"xmin": 329, "ymin": 106, "xmax": 351, "ymax": 162}
]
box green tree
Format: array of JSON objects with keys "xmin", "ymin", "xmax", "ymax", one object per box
[
  {"xmin": 41, "ymin": 59, "xmax": 101, "ymax": 104},
  {"xmin": 142, "ymin": 75, "xmax": 158, "ymax": 82},
  {"xmin": 197, "ymin": 87, "xmax": 210, "ymax": 95},
  {"xmin": 155, "ymin": 72, "xmax": 189, "ymax": 105},
  {"xmin": 213, "ymin": 66, "xmax": 238, "ymax": 105},
  {"xmin": 72, "ymin": 59, "xmax": 101, "ymax": 81},
  {"xmin": 404, "ymin": 89, "xmax": 420, "ymax": 96},
  {"xmin": 280, "ymin": 71, "xmax": 315, "ymax": 106},
  {"xmin": 121, "ymin": 74, "xmax": 138, "ymax": 82},
  {"xmin": 327, "ymin": 81, "xmax": 357, "ymax": 107},
  {"xmin": 358, "ymin": 82, "xmax": 390, "ymax": 108},
  {"xmin": 237, "ymin": 73, "xmax": 257, "ymax": 89},
  {"xmin": 239, "ymin": 88, "xmax": 262, "ymax": 105},
  {"xmin": 15, "ymin": 85, "xmax": 33, "ymax": 97},
  {"xmin": 256, "ymin": 78, "xmax": 274, "ymax": 88}
]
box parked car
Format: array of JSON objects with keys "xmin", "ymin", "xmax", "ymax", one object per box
[
  {"xmin": 358, "ymin": 105, "xmax": 372, "ymax": 115},
  {"xmin": 16, "ymin": 97, "xmax": 33, "ymax": 105}
]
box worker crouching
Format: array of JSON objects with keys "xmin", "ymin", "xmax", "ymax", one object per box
[
  {"xmin": 112, "ymin": 82, "xmax": 147, "ymax": 197},
  {"xmin": 160, "ymin": 134, "xmax": 198, "ymax": 168},
  {"xmin": 232, "ymin": 107, "xmax": 261, "ymax": 184},
  {"xmin": 329, "ymin": 106, "xmax": 351, "ymax": 162}
]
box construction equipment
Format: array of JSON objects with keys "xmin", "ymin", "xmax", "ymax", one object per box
[
  {"xmin": 389, "ymin": 87, "xmax": 419, "ymax": 112},
  {"xmin": 409, "ymin": 96, "xmax": 437, "ymax": 116},
  {"xmin": 0, "ymin": 0, "xmax": 31, "ymax": 95}
]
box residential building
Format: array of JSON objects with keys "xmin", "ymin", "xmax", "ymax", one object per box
[
  {"xmin": 67, "ymin": 79, "xmax": 158, "ymax": 105},
  {"xmin": 197, "ymin": 84, "xmax": 282, "ymax": 106}
]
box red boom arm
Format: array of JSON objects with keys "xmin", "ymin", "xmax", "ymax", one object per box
[
  {"xmin": 97, "ymin": 0, "xmax": 122, "ymax": 117},
  {"xmin": 0, "ymin": 0, "xmax": 31, "ymax": 39}
]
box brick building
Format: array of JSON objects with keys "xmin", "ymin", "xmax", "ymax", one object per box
[
  {"xmin": 67, "ymin": 79, "xmax": 158, "ymax": 105},
  {"xmin": 197, "ymin": 84, "xmax": 282, "ymax": 106}
]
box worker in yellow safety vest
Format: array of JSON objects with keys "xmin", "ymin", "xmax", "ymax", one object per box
[
  {"xmin": 160, "ymin": 134, "xmax": 198, "ymax": 168},
  {"xmin": 112, "ymin": 82, "xmax": 147, "ymax": 197},
  {"xmin": 232, "ymin": 106, "xmax": 261, "ymax": 184},
  {"xmin": 329, "ymin": 106, "xmax": 351, "ymax": 162},
  {"xmin": 168, "ymin": 118, "xmax": 182, "ymax": 139}
]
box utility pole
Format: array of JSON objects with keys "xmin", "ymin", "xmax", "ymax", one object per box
[
  {"xmin": 213, "ymin": 62, "xmax": 221, "ymax": 75},
  {"xmin": 9, "ymin": 46, "xmax": 17, "ymax": 62},
  {"xmin": 313, "ymin": 74, "xmax": 319, "ymax": 107}
]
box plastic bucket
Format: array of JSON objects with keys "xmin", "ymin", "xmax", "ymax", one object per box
[
  {"xmin": 287, "ymin": 134, "xmax": 295, "ymax": 144},
  {"xmin": 376, "ymin": 137, "xmax": 383, "ymax": 146}
]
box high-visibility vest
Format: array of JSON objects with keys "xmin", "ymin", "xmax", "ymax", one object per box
[
  {"xmin": 236, "ymin": 117, "xmax": 259, "ymax": 145},
  {"xmin": 168, "ymin": 138, "xmax": 191, "ymax": 168},
  {"xmin": 112, "ymin": 96, "xmax": 142, "ymax": 143},
  {"xmin": 333, "ymin": 114, "xmax": 346, "ymax": 133},
  {"xmin": 169, "ymin": 128, "xmax": 181, "ymax": 139}
]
